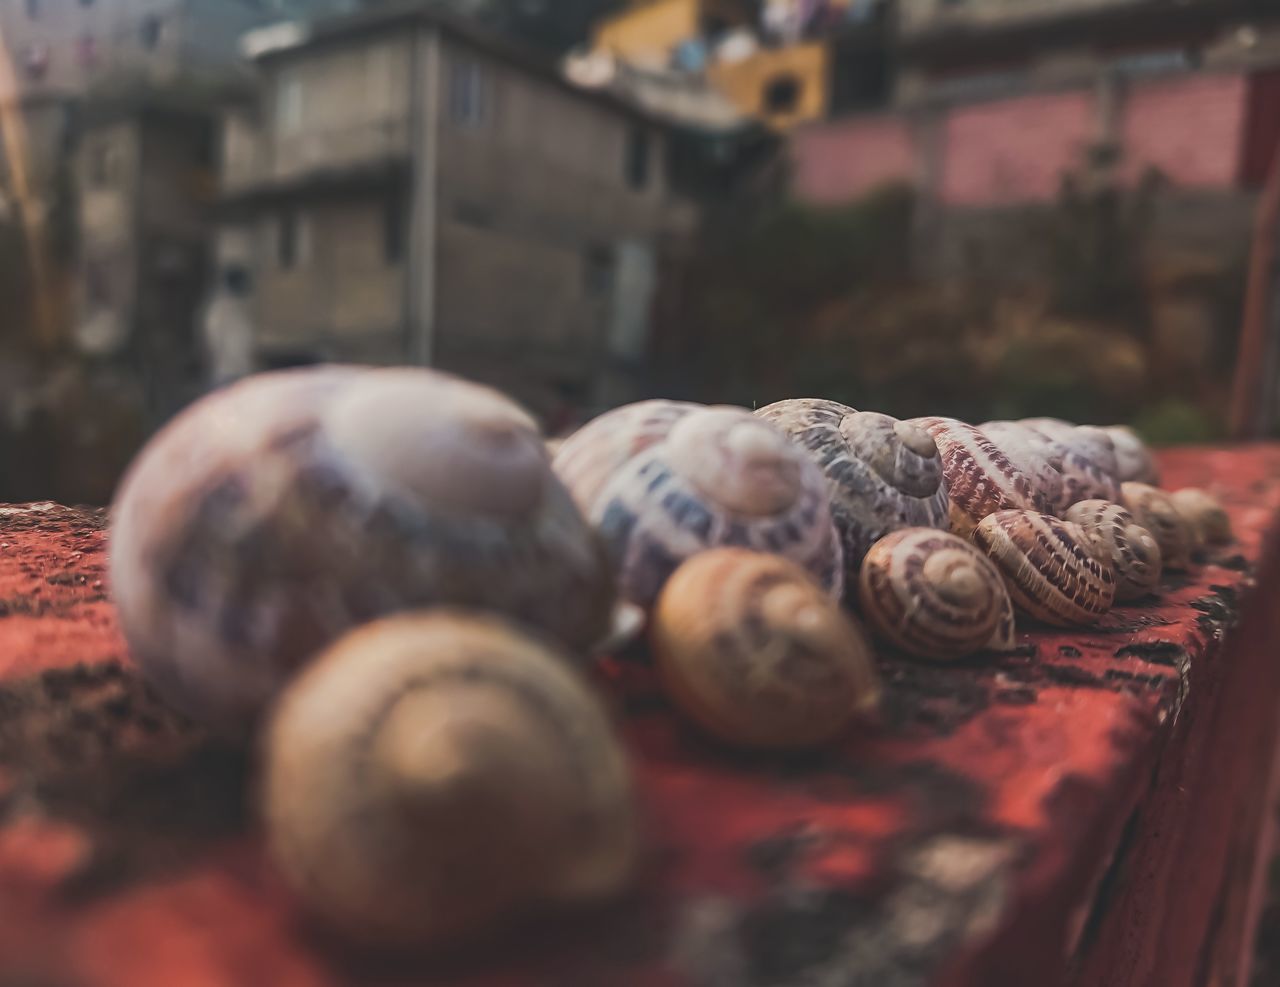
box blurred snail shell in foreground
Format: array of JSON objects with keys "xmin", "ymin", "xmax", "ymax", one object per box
[
  {"xmin": 652, "ymin": 549, "xmax": 878, "ymax": 749},
  {"xmin": 553, "ymin": 399, "xmax": 700, "ymax": 515},
  {"xmin": 1106, "ymin": 426, "xmax": 1161, "ymax": 486},
  {"xmin": 912, "ymin": 417, "xmax": 1054, "ymax": 536},
  {"xmin": 859, "ymin": 529, "xmax": 1014, "ymax": 661},
  {"xmin": 264, "ymin": 611, "xmax": 637, "ymax": 948},
  {"xmin": 110, "ymin": 366, "xmax": 614, "ymax": 731},
  {"xmin": 1019, "ymin": 421, "xmax": 1120, "ymax": 506},
  {"xmin": 1120, "ymin": 482, "xmax": 1194, "ymax": 571},
  {"xmin": 972, "ymin": 510, "xmax": 1116, "ymax": 627},
  {"xmin": 584, "ymin": 406, "xmax": 844, "ymax": 608},
  {"xmin": 976, "ymin": 421, "xmax": 1067, "ymax": 515},
  {"xmin": 1170, "ymin": 488, "xmax": 1232, "ymax": 546},
  {"xmin": 756, "ymin": 399, "xmax": 949, "ymax": 579},
  {"xmin": 1064, "ymin": 500, "xmax": 1163, "ymax": 601}
]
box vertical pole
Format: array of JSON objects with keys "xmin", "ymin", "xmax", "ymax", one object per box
[{"xmin": 1229, "ymin": 144, "xmax": 1280, "ymax": 439}]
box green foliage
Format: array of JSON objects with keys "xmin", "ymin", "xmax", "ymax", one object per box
[{"xmin": 1132, "ymin": 399, "xmax": 1224, "ymax": 447}]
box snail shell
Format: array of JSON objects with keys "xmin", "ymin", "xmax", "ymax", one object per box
[
  {"xmin": 1018, "ymin": 421, "xmax": 1120, "ymax": 506},
  {"xmin": 755, "ymin": 399, "xmax": 950, "ymax": 580},
  {"xmin": 552, "ymin": 400, "xmax": 701, "ymax": 515},
  {"xmin": 912, "ymin": 417, "xmax": 1054, "ymax": 536},
  {"xmin": 1063, "ymin": 500, "xmax": 1163, "ymax": 601},
  {"xmin": 972, "ymin": 510, "xmax": 1116, "ymax": 626},
  {"xmin": 976, "ymin": 421, "xmax": 1067, "ymax": 514},
  {"xmin": 1119, "ymin": 482, "xmax": 1194, "ymax": 571},
  {"xmin": 264, "ymin": 611, "xmax": 637, "ymax": 947},
  {"xmin": 1106, "ymin": 426, "xmax": 1160, "ymax": 486},
  {"xmin": 651, "ymin": 549, "xmax": 878, "ymax": 749},
  {"xmin": 1169, "ymin": 488, "xmax": 1232, "ymax": 545},
  {"xmin": 858, "ymin": 529, "xmax": 1015, "ymax": 661},
  {"xmin": 586, "ymin": 406, "xmax": 844, "ymax": 608},
  {"xmin": 110, "ymin": 366, "xmax": 614, "ymax": 731}
]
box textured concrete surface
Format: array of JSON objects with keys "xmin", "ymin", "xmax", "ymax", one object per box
[{"xmin": 0, "ymin": 447, "xmax": 1276, "ymax": 986}]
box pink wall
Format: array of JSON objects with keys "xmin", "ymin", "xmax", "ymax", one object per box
[
  {"xmin": 1121, "ymin": 73, "xmax": 1247, "ymax": 187},
  {"xmin": 790, "ymin": 116, "xmax": 914, "ymax": 205},
  {"xmin": 940, "ymin": 91, "xmax": 1094, "ymax": 205}
]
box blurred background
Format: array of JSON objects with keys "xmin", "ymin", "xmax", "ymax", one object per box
[{"xmin": 0, "ymin": 0, "xmax": 1278, "ymax": 505}]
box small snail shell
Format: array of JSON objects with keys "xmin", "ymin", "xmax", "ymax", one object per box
[
  {"xmin": 1170, "ymin": 488, "xmax": 1232, "ymax": 545},
  {"xmin": 1019, "ymin": 421, "xmax": 1120, "ymax": 506},
  {"xmin": 651, "ymin": 549, "xmax": 878, "ymax": 749},
  {"xmin": 972, "ymin": 510, "xmax": 1116, "ymax": 627},
  {"xmin": 110, "ymin": 366, "xmax": 614, "ymax": 731},
  {"xmin": 976, "ymin": 421, "xmax": 1067, "ymax": 514},
  {"xmin": 586, "ymin": 406, "xmax": 844, "ymax": 608},
  {"xmin": 1120, "ymin": 482, "xmax": 1194, "ymax": 571},
  {"xmin": 912, "ymin": 417, "xmax": 1054, "ymax": 536},
  {"xmin": 1106, "ymin": 426, "xmax": 1161, "ymax": 486},
  {"xmin": 264, "ymin": 611, "xmax": 637, "ymax": 948},
  {"xmin": 756, "ymin": 399, "xmax": 950, "ymax": 580},
  {"xmin": 553, "ymin": 400, "xmax": 701, "ymax": 515},
  {"xmin": 858, "ymin": 529, "xmax": 1014, "ymax": 661},
  {"xmin": 1063, "ymin": 500, "xmax": 1163, "ymax": 601}
]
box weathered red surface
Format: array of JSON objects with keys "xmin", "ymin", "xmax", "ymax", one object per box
[{"xmin": 0, "ymin": 447, "xmax": 1277, "ymax": 987}]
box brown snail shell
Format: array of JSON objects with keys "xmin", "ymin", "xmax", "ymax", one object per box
[
  {"xmin": 1119, "ymin": 482, "xmax": 1194, "ymax": 571},
  {"xmin": 858, "ymin": 529, "xmax": 1015, "ymax": 661},
  {"xmin": 264, "ymin": 610, "xmax": 638, "ymax": 948},
  {"xmin": 552, "ymin": 399, "xmax": 701, "ymax": 515},
  {"xmin": 584, "ymin": 406, "xmax": 844, "ymax": 608},
  {"xmin": 912, "ymin": 417, "xmax": 1054, "ymax": 536},
  {"xmin": 1105, "ymin": 426, "xmax": 1160, "ymax": 486},
  {"xmin": 651, "ymin": 549, "xmax": 878, "ymax": 749},
  {"xmin": 1018, "ymin": 421, "xmax": 1120, "ymax": 506},
  {"xmin": 1170, "ymin": 488, "xmax": 1232, "ymax": 546},
  {"xmin": 756, "ymin": 399, "xmax": 950, "ymax": 582},
  {"xmin": 977, "ymin": 421, "xmax": 1067, "ymax": 515},
  {"xmin": 110, "ymin": 366, "xmax": 614, "ymax": 732},
  {"xmin": 1063, "ymin": 500, "xmax": 1163, "ymax": 601},
  {"xmin": 972, "ymin": 510, "xmax": 1116, "ymax": 627}
]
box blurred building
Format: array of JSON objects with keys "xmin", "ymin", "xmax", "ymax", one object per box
[{"xmin": 218, "ymin": 4, "xmax": 693, "ymax": 420}]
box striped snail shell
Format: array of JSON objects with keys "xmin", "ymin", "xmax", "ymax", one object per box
[
  {"xmin": 858, "ymin": 529, "xmax": 1015, "ymax": 661},
  {"xmin": 977, "ymin": 421, "xmax": 1067, "ymax": 515},
  {"xmin": 553, "ymin": 399, "xmax": 701, "ymax": 515},
  {"xmin": 652, "ymin": 549, "xmax": 878, "ymax": 749},
  {"xmin": 756, "ymin": 399, "xmax": 949, "ymax": 581},
  {"xmin": 264, "ymin": 611, "xmax": 637, "ymax": 947},
  {"xmin": 1106, "ymin": 426, "xmax": 1161, "ymax": 486},
  {"xmin": 1170, "ymin": 488, "xmax": 1232, "ymax": 546},
  {"xmin": 911, "ymin": 417, "xmax": 1054, "ymax": 536},
  {"xmin": 1063, "ymin": 500, "xmax": 1163, "ymax": 601},
  {"xmin": 1120, "ymin": 482, "xmax": 1194, "ymax": 571},
  {"xmin": 587, "ymin": 406, "xmax": 844, "ymax": 608},
  {"xmin": 972, "ymin": 510, "xmax": 1116, "ymax": 627},
  {"xmin": 110, "ymin": 366, "xmax": 614, "ymax": 732},
  {"xmin": 1019, "ymin": 421, "xmax": 1120, "ymax": 506}
]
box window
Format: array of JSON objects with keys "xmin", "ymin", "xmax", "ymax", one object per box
[
  {"xmin": 624, "ymin": 126, "xmax": 650, "ymax": 190},
  {"xmin": 383, "ymin": 193, "xmax": 406, "ymax": 265},
  {"xmin": 763, "ymin": 74, "xmax": 801, "ymax": 114},
  {"xmin": 140, "ymin": 15, "xmax": 163, "ymax": 52},
  {"xmin": 584, "ymin": 245, "xmax": 615, "ymax": 298},
  {"xmin": 277, "ymin": 210, "xmax": 305, "ymax": 270},
  {"xmin": 277, "ymin": 72, "xmax": 303, "ymax": 134},
  {"xmin": 449, "ymin": 58, "xmax": 489, "ymax": 128}
]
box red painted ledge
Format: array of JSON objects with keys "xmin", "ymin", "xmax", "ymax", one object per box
[{"xmin": 0, "ymin": 445, "xmax": 1277, "ymax": 987}]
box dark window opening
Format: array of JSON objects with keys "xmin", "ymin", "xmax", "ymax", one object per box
[
  {"xmin": 383, "ymin": 193, "xmax": 406, "ymax": 265},
  {"xmin": 625, "ymin": 127, "xmax": 650, "ymax": 190},
  {"xmin": 763, "ymin": 74, "xmax": 801, "ymax": 114},
  {"xmin": 223, "ymin": 266, "xmax": 251, "ymax": 297},
  {"xmin": 278, "ymin": 210, "xmax": 299, "ymax": 269}
]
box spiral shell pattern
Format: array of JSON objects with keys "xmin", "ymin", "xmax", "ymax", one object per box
[
  {"xmin": 1064, "ymin": 500, "xmax": 1162, "ymax": 601},
  {"xmin": 591, "ymin": 407, "xmax": 844, "ymax": 607},
  {"xmin": 553, "ymin": 400, "xmax": 701, "ymax": 515},
  {"xmin": 858, "ymin": 529, "xmax": 1014, "ymax": 661},
  {"xmin": 1018, "ymin": 421, "xmax": 1120, "ymax": 506},
  {"xmin": 1170, "ymin": 488, "xmax": 1232, "ymax": 546},
  {"xmin": 1106, "ymin": 426, "xmax": 1160, "ymax": 486},
  {"xmin": 972, "ymin": 510, "xmax": 1116, "ymax": 627},
  {"xmin": 652, "ymin": 549, "xmax": 879, "ymax": 749},
  {"xmin": 912, "ymin": 417, "xmax": 1053, "ymax": 536},
  {"xmin": 978, "ymin": 421, "xmax": 1067, "ymax": 514},
  {"xmin": 1120, "ymin": 482, "xmax": 1193, "ymax": 571},
  {"xmin": 756, "ymin": 399, "xmax": 950, "ymax": 580}
]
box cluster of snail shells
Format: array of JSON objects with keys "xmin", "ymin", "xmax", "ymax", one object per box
[
  {"xmin": 109, "ymin": 366, "xmax": 616, "ymax": 732},
  {"xmin": 264, "ymin": 611, "xmax": 638, "ymax": 947},
  {"xmin": 755, "ymin": 399, "xmax": 950, "ymax": 585},
  {"xmin": 553, "ymin": 402, "xmax": 844, "ymax": 608},
  {"xmin": 1119, "ymin": 482, "xmax": 1194, "ymax": 571}
]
